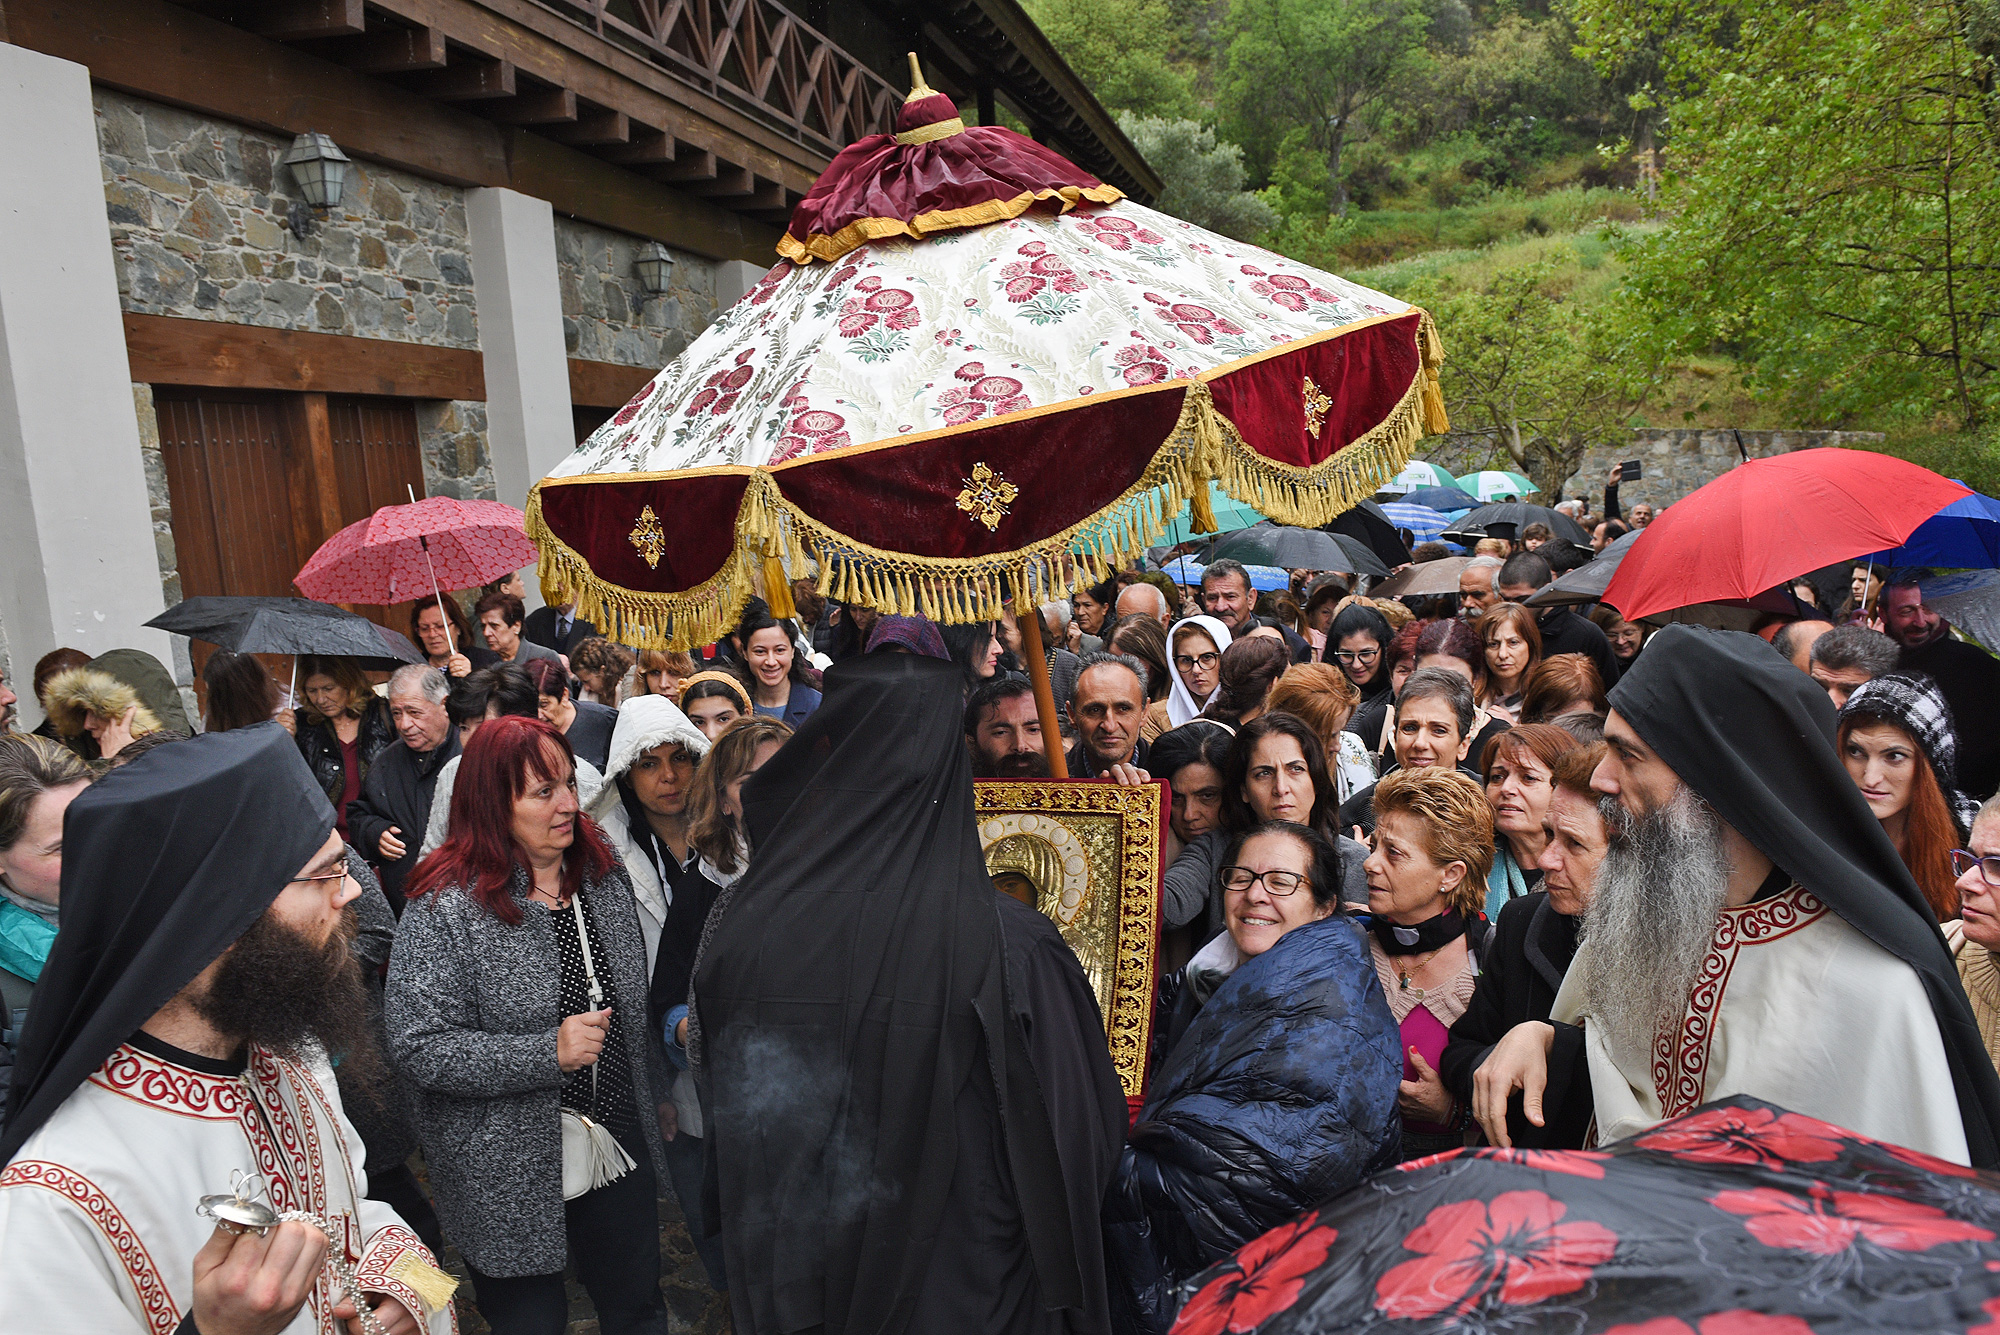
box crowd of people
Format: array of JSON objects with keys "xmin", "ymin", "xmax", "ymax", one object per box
[{"xmin": 3, "ymin": 492, "xmax": 2000, "ymax": 1335}]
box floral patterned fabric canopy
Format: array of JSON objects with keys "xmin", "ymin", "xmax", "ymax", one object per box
[
  {"xmin": 531, "ymin": 112, "xmax": 1444, "ymax": 648},
  {"xmin": 1169, "ymin": 1097, "xmax": 2000, "ymax": 1335}
]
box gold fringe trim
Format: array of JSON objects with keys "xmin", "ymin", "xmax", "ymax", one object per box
[
  {"xmin": 895, "ymin": 118, "xmax": 966, "ymax": 145},
  {"xmin": 526, "ymin": 309, "xmax": 1446, "ymax": 649},
  {"xmin": 776, "ymin": 184, "xmax": 1126, "ymax": 264}
]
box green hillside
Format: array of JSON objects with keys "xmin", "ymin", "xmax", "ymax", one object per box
[{"xmin": 1028, "ymin": 0, "xmax": 2000, "ymax": 495}]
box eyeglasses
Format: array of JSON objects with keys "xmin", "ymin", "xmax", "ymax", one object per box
[
  {"xmin": 1173, "ymin": 652, "xmax": 1221, "ymax": 672},
  {"xmin": 1951, "ymin": 850, "xmax": 2000, "ymax": 887},
  {"xmin": 1220, "ymin": 866, "xmax": 1311, "ymax": 896},
  {"xmin": 1332, "ymin": 648, "xmax": 1379, "ymax": 666},
  {"xmin": 288, "ymin": 867, "xmax": 352, "ymax": 889}
]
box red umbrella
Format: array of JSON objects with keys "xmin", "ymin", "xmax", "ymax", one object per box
[
  {"xmin": 295, "ymin": 496, "xmax": 537, "ymax": 607},
  {"xmin": 1600, "ymin": 449, "xmax": 1970, "ymax": 622}
]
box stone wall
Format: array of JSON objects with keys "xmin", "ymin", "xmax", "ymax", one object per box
[
  {"xmin": 418, "ymin": 401, "xmax": 497, "ymax": 501},
  {"xmin": 97, "ymin": 89, "xmax": 478, "ymax": 347},
  {"xmin": 1559, "ymin": 428, "xmax": 1889, "ymax": 513},
  {"xmin": 554, "ymin": 215, "xmax": 720, "ymax": 367}
]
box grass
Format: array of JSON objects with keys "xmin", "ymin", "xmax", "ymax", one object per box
[{"xmin": 1330, "ymin": 186, "xmax": 1646, "ymax": 269}]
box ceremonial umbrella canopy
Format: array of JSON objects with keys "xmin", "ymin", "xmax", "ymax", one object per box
[
  {"xmin": 1169, "ymin": 1097, "xmax": 2000, "ymax": 1335},
  {"xmin": 527, "ymin": 58, "xmax": 1447, "ymax": 654}
]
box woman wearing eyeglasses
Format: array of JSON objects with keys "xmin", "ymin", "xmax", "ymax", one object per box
[
  {"xmin": 1362, "ymin": 766, "xmax": 1495, "ymax": 1162},
  {"xmin": 1103, "ymin": 818, "xmax": 1400, "ymax": 1330},
  {"xmin": 1324, "ymin": 602, "xmax": 1396, "ymax": 753},
  {"xmin": 1165, "ymin": 614, "xmax": 1232, "ymax": 728},
  {"xmin": 1948, "ymin": 798, "xmax": 2000, "ymax": 1072}
]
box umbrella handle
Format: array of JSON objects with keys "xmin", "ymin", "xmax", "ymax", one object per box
[{"xmin": 417, "ymin": 532, "xmax": 456, "ymax": 658}]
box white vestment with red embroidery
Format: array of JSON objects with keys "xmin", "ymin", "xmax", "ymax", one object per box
[
  {"xmin": 0, "ymin": 1041, "xmax": 457, "ymax": 1335},
  {"xmin": 1553, "ymin": 885, "xmax": 1970, "ymax": 1164}
]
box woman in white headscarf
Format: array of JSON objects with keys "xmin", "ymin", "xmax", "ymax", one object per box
[{"xmin": 1167, "ymin": 615, "xmax": 1234, "ymax": 728}]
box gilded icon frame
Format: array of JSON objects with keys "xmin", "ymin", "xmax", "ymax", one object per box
[{"xmin": 974, "ymin": 778, "xmax": 1164, "ymax": 1104}]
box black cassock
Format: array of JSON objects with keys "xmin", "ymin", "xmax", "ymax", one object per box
[{"xmin": 692, "ymin": 652, "xmax": 1126, "ymax": 1335}]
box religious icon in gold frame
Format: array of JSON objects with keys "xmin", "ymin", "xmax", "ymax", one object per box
[{"xmin": 973, "ymin": 779, "xmax": 1164, "ymax": 1105}]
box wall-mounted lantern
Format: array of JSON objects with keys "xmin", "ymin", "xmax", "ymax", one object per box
[
  {"xmin": 283, "ymin": 132, "xmax": 352, "ymax": 239},
  {"xmin": 635, "ymin": 241, "xmax": 677, "ymax": 296}
]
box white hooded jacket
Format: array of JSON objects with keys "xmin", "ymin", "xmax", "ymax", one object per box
[{"xmin": 583, "ymin": 694, "xmax": 711, "ymax": 970}]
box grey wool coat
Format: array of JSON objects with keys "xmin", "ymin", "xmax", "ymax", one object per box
[{"xmin": 384, "ymin": 861, "xmax": 669, "ymax": 1277}]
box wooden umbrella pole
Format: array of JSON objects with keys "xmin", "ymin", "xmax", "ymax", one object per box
[{"xmin": 1014, "ymin": 599, "xmax": 1069, "ymax": 779}]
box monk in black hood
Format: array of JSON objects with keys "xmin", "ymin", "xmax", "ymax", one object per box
[{"xmin": 691, "ymin": 652, "xmax": 1126, "ymax": 1334}]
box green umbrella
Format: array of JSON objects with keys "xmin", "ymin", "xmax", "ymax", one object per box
[
  {"xmin": 1159, "ymin": 482, "xmax": 1267, "ymax": 544},
  {"xmin": 1458, "ymin": 469, "xmax": 1539, "ymax": 501}
]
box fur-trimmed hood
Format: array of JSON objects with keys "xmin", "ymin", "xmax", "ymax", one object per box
[{"xmin": 41, "ymin": 668, "xmax": 164, "ymax": 741}]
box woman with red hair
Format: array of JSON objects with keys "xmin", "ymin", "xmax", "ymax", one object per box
[
  {"xmin": 386, "ymin": 715, "xmax": 670, "ymax": 1335},
  {"xmin": 1838, "ymin": 673, "xmax": 1978, "ymax": 923}
]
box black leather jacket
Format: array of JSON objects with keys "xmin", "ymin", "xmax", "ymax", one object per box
[{"xmin": 294, "ymin": 697, "xmax": 398, "ymax": 803}]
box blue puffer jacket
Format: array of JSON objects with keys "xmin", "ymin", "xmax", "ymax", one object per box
[{"xmin": 1104, "ymin": 913, "xmax": 1402, "ymax": 1333}]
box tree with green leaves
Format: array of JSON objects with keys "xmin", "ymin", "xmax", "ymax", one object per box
[
  {"xmin": 1219, "ymin": 0, "xmax": 1430, "ymax": 216},
  {"xmin": 1407, "ymin": 259, "xmax": 1659, "ymax": 495},
  {"xmin": 1117, "ymin": 115, "xmax": 1279, "ymax": 239},
  {"xmin": 1024, "ymin": 0, "xmax": 1199, "ymax": 120},
  {"xmin": 1570, "ymin": 0, "xmax": 2000, "ymax": 429}
]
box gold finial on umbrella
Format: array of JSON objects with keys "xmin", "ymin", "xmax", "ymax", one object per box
[{"xmin": 905, "ymin": 52, "xmax": 936, "ymax": 100}]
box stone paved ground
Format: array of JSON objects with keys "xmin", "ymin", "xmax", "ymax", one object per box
[{"xmin": 422, "ymin": 1167, "xmax": 730, "ymax": 1333}]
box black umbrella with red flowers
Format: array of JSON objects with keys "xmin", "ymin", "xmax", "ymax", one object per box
[{"xmin": 1169, "ymin": 1097, "xmax": 2000, "ymax": 1335}]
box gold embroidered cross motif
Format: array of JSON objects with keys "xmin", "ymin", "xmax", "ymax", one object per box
[
  {"xmin": 956, "ymin": 462, "xmax": 1020, "ymax": 531},
  {"xmin": 1302, "ymin": 375, "xmax": 1333, "ymax": 437},
  {"xmin": 629, "ymin": 505, "xmax": 666, "ymax": 568}
]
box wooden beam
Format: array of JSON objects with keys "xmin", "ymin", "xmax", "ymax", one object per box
[
  {"xmin": 243, "ymin": 0, "xmax": 365, "ymax": 41},
  {"xmin": 337, "ymin": 24, "xmax": 447, "ymax": 74},
  {"xmin": 741, "ymin": 175, "xmax": 787, "ymax": 211},
  {"xmin": 7, "ymin": 0, "xmax": 783, "ymax": 263},
  {"xmin": 488, "ymin": 87, "xmax": 577, "ymax": 124},
  {"xmin": 568, "ymin": 358, "xmax": 659, "ymax": 409},
  {"xmin": 599, "ymin": 127, "xmax": 675, "ymax": 164},
  {"xmin": 543, "ymin": 110, "xmax": 630, "ymax": 146},
  {"xmin": 686, "ymin": 163, "xmax": 754, "ymax": 197},
  {"xmin": 283, "ymin": 393, "xmax": 347, "ymax": 557},
  {"xmin": 124, "ymin": 313, "xmax": 487, "ymax": 400},
  {"xmin": 651, "ymin": 150, "xmax": 717, "ymax": 184},
  {"xmin": 407, "ymin": 57, "xmax": 517, "ymax": 101}
]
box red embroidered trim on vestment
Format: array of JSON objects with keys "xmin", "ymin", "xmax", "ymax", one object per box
[
  {"xmin": 1652, "ymin": 887, "xmax": 1827, "ymax": 1116},
  {"xmin": 0, "ymin": 1159, "xmax": 180, "ymax": 1334}
]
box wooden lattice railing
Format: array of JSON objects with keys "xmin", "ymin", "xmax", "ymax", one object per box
[{"xmin": 543, "ymin": 0, "xmax": 902, "ymax": 153}]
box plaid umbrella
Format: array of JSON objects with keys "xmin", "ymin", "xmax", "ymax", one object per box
[
  {"xmin": 294, "ymin": 497, "xmax": 538, "ymax": 606},
  {"xmin": 1171, "ymin": 1096, "xmax": 2000, "ymax": 1335}
]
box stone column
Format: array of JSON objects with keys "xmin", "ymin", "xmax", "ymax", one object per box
[
  {"xmin": 714, "ymin": 259, "xmax": 767, "ymax": 312},
  {"xmin": 0, "ymin": 45, "xmax": 173, "ymax": 708},
  {"xmin": 467, "ymin": 186, "xmax": 571, "ymax": 611}
]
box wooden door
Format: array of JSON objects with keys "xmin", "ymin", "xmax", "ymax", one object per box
[{"xmin": 156, "ymin": 390, "xmax": 426, "ymax": 696}]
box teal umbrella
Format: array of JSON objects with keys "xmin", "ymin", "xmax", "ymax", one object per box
[
  {"xmin": 1458, "ymin": 469, "xmax": 1539, "ymax": 501},
  {"xmin": 1159, "ymin": 482, "xmax": 1267, "ymax": 544}
]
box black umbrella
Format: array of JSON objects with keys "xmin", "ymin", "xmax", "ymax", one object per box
[
  {"xmin": 146, "ymin": 596, "xmax": 423, "ymax": 669},
  {"xmin": 1326, "ymin": 533, "xmax": 1392, "ymax": 580},
  {"xmin": 1403, "ymin": 484, "xmax": 1481, "ymax": 511},
  {"xmin": 1171, "ymin": 1095, "xmax": 2000, "ymax": 1335},
  {"xmin": 1444, "ymin": 502, "xmax": 1591, "ymax": 546},
  {"xmin": 1329, "ymin": 500, "xmax": 1414, "ymax": 570},
  {"xmin": 1526, "ymin": 528, "xmax": 1644, "ymax": 607},
  {"xmin": 1212, "ymin": 524, "xmax": 1355, "ymax": 573}
]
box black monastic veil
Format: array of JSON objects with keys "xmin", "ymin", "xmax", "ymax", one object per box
[
  {"xmin": 2, "ymin": 724, "xmax": 334, "ymax": 1163},
  {"xmin": 1609, "ymin": 623, "xmax": 2000, "ymax": 1168},
  {"xmin": 693, "ymin": 652, "xmax": 1125, "ymax": 1334}
]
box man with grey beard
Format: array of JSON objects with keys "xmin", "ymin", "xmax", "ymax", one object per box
[{"xmin": 1475, "ymin": 624, "xmax": 2000, "ymax": 1167}]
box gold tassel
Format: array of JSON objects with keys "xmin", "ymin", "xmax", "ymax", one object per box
[
  {"xmin": 385, "ymin": 1251, "xmax": 460, "ymax": 1316},
  {"xmin": 764, "ymin": 553, "xmax": 798, "ymax": 620},
  {"xmin": 1422, "ymin": 370, "xmax": 1451, "ymax": 434}
]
